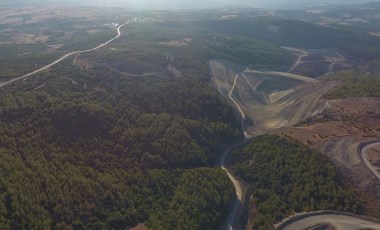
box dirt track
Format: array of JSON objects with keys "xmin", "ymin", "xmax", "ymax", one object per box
[
  {"xmin": 359, "ymin": 141, "xmax": 380, "ymax": 180},
  {"xmin": 219, "ymin": 68, "xmax": 252, "ymax": 230},
  {"xmin": 210, "ymin": 54, "xmax": 380, "ymax": 229},
  {"xmin": 210, "ymin": 60, "xmax": 337, "ymax": 135},
  {"xmin": 220, "ymin": 140, "xmax": 248, "ymax": 230},
  {"xmin": 282, "ymin": 46, "xmax": 353, "ymax": 78},
  {"xmin": 211, "ymin": 59, "xmax": 343, "ymax": 230},
  {"xmin": 275, "ymin": 211, "xmax": 380, "ymax": 230},
  {"xmin": 210, "ymin": 58, "xmax": 336, "ymax": 229}
]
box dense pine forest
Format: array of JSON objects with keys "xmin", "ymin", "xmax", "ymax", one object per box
[
  {"xmin": 231, "ymin": 135, "xmax": 362, "ymax": 230},
  {"xmin": 0, "ymin": 13, "xmax": 298, "ymax": 229},
  {"xmin": 0, "ymin": 58, "xmax": 242, "ymax": 229},
  {"xmin": 3, "ymin": 6, "xmax": 380, "ymax": 229}
]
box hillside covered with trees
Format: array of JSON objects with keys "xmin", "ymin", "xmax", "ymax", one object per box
[
  {"xmin": 231, "ymin": 135, "xmax": 362, "ymax": 229},
  {"xmin": 325, "ymin": 72, "xmax": 380, "ymax": 98},
  {"xmin": 0, "ymin": 58, "xmax": 242, "ymax": 229},
  {"xmin": 2, "ymin": 7, "xmax": 379, "ymax": 230},
  {"xmin": 0, "ymin": 17, "xmax": 266, "ymax": 227}
]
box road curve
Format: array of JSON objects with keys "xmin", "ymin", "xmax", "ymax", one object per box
[
  {"xmin": 221, "ymin": 72, "xmax": 252, "ymax": 230},
  {"xmin": 275, "ymin": 211, "xmax": 380, "ymax": 230},
  {"xmin": 220, "ymin": 140, "xmax": 247, "ymax": 230},
  {"xmin": 358, "ymin": 140, "xmax": 380, "ymax": 180},
  {"xmin": 0, "ymin": 18, "xmax": 137, "ymax": 89}
]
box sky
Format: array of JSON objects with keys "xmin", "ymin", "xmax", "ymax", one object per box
[{"xmin": 0, "ymin": 0, "xmax": 376, "ymax": 9}]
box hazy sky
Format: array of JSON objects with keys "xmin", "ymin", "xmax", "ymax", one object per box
[{"xmin": 1, "ymin": 0, "xmax": 375, "ymax": 9}]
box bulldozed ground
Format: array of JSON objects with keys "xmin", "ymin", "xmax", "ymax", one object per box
[
  {"xmin": 210, "ymin": 48, "xmax": 380, "ymax": 228},
  {"xmin": 282, "ymin": 47, "xmax": 354, "ymax": 78},
  {"xmin": 210, "ymin": 59, "xmax": 337, "ymax": 136}
]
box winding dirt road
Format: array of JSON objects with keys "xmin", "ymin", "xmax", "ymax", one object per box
[
  {"xmin": 275, "ymin": 211, "xmax": 380, "ymax": 230},
  {"xmin": 0, "ymin": 18, "xmax": 136, "ymax": 89},
  {"xmin": 220, "ymin": 141, "xmax": 247, "ymax": 230},
  {"xmin": 221, "ymin": 70, "xmax": 252, "ymax": 230},
  {"xmin": 359, "ymin": 141, "xmax": 380, "ymax": 180},
  {"xmin": 282, "ymin": 47, "xmax": 309, "ymax": 73},
  {"xmin": 210, "ymin": 59, "xmax": 336, "ymax": 136},
  {"xmin": 213, "ymin": 53, "xmax": 380, "ymax": 229},
  {"xmin": 212, "ymin": 58, "xmax": 333, "ymax": 229}
]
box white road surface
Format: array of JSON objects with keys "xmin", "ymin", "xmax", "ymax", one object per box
[
  {"xmin": 0, "ymin": 18, "xmax": 137, "ymax": 89},
  {"xmin": 277, "ymin": 212, "xmax": 380, "ymax": 230},
  {"xmin": 359, "ymin": 141, "xmax": 380, "ymax": 180},
  {"xmin": 221, "ymin": 70, "xmax": 253, "ymax": 230},
  {"xmin": 220, "ymin": 142, "xmax": 246, "ymax": 230}
]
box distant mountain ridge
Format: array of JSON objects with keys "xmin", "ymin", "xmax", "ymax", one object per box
[{"xmin": 0, "ymin": 0, "xmax": 377, "ymax": 9}]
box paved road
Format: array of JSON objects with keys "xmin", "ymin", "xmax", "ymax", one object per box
[{"xmin": 0, "ymin": 18, "xmax": 136, "ymax": 89}]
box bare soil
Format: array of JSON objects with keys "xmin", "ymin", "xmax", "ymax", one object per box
[
  {"xmin": 129, "ymin": 224, "xmax": 147, "ymax": 230},
  {"xmin": 273, "ymin": 97, "xmax": 380, "ymax": 218},
  {"xmin": 367, "ymin": 147, "xmax": 380, "ymax": 168},
  {"xmin": 210, "ymin": 60, "xmax": 336, "ymax": 136},
  {"xmin": 283, "ymin": 47, "xmax": 354, "ymax": 78}
]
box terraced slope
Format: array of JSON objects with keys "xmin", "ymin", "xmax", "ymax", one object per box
[{"xmin": 210, "ymin": 60, "xmax": 337, "ymax": 135}]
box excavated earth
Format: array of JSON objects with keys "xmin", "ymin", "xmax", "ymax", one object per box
[{"xmin": 210, "ymin": 47, "xmax": 380, "ymax": 229}]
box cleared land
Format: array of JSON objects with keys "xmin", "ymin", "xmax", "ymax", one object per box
[
  {"xmin": 211, "ymin": 49, "xmax": 380, "ymax": 228},
  {"xmin": 275, "ymin": 97, "xmax": 380, "ymax": 219},
  {"xmin": 282, "ymin": 47, "xmax": 353, "ymax": 78},
  {"xmin": 360, "ymin": 142, "xmax": 380, "ymax": 180},
  {"xmin": 210, "ymin": 59, "xmax": 337, "ymax": 136}
]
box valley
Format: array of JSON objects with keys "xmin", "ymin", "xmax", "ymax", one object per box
[{"xmin": 1, "ymin": 3, "xmax": 380, "ymax": 230}]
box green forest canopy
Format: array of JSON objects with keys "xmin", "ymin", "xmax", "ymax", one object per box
[
  {"xmin": 325, "ymin": 71, "xmax": 380, "ymax": 98},
  {"xmin": 231, "ymin": 135, "xmax": 362, "ymax": 230}
]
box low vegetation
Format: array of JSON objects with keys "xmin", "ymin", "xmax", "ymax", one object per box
[
  {"xmin": 325, "ymin": 72, "xmax": 380, "ymax": 98},
  {"xmin": 196, "ymin": 16, "xmax": 380, "ymax": 61},
  {"xmin": 231, "ymin": 135, "xmax": 362, "ymax": 229}
]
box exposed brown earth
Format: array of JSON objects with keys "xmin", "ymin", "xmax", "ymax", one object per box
[
  {"xmin": 210, "ymin": 59, "xmax": 336, "ymax": 136},
  {"xmin": 273, "ymin": 97, "xmax": 380, "ymax": 218},
  {"xmin": 276, "ymin": 211, "xmax": 380, "ymax": 230},
  {"xmin": 282, "ymin": 47, "xmax": 353, "ymax": 78},
  {"xmin": 159, "ymin": 37, "xmax": 192, "ymax": 47},
  {"xmin": 0, "ymin": 7, "xmax": 104, "ymax": 26},
  {"xmin": 367, "ymin": 147, "xmax": 380, "ymax": 168},
  {"xmin": 211, "ymin": 47, "xmax": 380, "ymax": 228},
  {"xmin": 129, "ymin": 224, "xmax": 147, "ymax": 230}
]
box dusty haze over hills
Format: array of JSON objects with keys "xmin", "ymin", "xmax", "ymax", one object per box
[{"xmin": 1, "ymin": 0, "xmax": 378, "ymax": 9}]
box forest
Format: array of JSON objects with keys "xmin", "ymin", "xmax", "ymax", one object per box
[
  {"xmin": 0, "ymin": 17, "xmax": 297, "ymax": 229},
  {"xmin": 196, "ymin": 16, "xmax": 380, "ymax": 61},
  {"xmin": 0, "ymin": 17, "xmax": 261, "ymax": 228},
  {"xmin": 231, "ymin": 135, "xmax": 362, "ymax": 230},
  {"xmin": 325, "ymin": 71, "xmax": 380, "ymax": 98},
  {"xmin": 0, "ymin": 58, "xmax": 241, "ymax": 229},
  {"xmin": 1, "ymin": 9, "xmax": 377, "ymax": 230}
]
